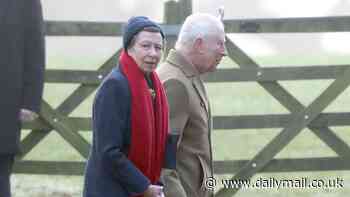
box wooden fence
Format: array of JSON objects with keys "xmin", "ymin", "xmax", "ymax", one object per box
[{"xmin": 15, "ymin": 0, "xmax": 350, "ymax": 196}]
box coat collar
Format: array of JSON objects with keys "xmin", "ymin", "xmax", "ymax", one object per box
[
  {"xmin": 165, "ymin": 49, "xmax": 200, "ymax": 77},
  {"xmin": 166, "ymin": 49, "xmax": 210, "ymax": 116}
]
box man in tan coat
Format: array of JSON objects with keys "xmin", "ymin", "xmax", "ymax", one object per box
[{"xmin": 157, "ymin": 13, "xmax": 226, "ymax": 197}]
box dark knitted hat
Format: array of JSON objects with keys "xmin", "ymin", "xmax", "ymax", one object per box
[{"xmin": 123, "ymin": 16, "xmax": 165, "ymax": 50}]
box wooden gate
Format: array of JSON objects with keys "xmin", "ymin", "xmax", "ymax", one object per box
[{"xmin": 14, "ymin": 0, "xmax": 350, "ymax": 196}]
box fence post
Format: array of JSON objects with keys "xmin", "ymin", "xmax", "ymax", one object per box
[{"xmin": 163, "ymin": 0, "xmax": 192, "ymax": 56}]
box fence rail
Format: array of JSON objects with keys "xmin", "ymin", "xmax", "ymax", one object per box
[{"xmin": 45, "ymin": 16, "xmax": 350, "ymax": 36}]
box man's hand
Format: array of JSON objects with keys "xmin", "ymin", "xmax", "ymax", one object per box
[
  {"xmin": 144, "ymin": 185, "xmax": 164, "ymax": 197},
  {"xmin": 19, "ymin": 108, "xmax": 39, "ymax": 122}
]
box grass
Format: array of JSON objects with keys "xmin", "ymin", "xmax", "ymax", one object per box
[{"xmin": 12, "ymin": 53, "xmax": 350, "ymax": 196}]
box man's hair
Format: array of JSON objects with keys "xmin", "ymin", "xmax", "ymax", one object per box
[
  {"xmin": 127, "ymin": 26, "xmax": 164, "ymax": 49},
  {"xmin": 175, "ymin": 13, "xmax": 224, "ymax": 50}
]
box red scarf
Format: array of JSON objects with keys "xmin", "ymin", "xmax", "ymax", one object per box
[{"xmin": 119, "ymin": 51, "xmax": 169, "ymax": 188}]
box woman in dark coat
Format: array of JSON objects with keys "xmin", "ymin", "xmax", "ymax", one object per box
[
  {"xmin": 83, "ymin": 16, "xmax": 175, "ymax": 197},
  {"xmin": 0, "ymin": 0, "xmax": 45, "ymax": 196}
]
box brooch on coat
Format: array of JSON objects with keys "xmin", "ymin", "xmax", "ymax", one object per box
[{"xmin": 149, "ymin": 88, "xmax": 156, "ymax": 99}]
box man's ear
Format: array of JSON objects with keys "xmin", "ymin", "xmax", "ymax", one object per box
[{"xmin": 193, "ymin": 37, "xmax": 205, "ymax": 54}]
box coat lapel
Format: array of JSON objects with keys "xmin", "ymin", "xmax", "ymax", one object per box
[
  {"xmin": 166, "ymin": 49, "xmax": 210, "ymax": 116},
  {"xmin": 192, "ymin": 78, "xmax": 209, "ymax": 116}
]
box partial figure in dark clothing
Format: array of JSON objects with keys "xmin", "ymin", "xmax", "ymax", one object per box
[
  {"xmin": 0, "ymin": 0, "xmax": 46, "ymax": 196},
  {"xmin": 157, "ymin": 13, "xmax": 226, "ymax": 197},
  {"xmin": 83, "ymin": 16, "xmax": 176, "ymax": 197}
]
